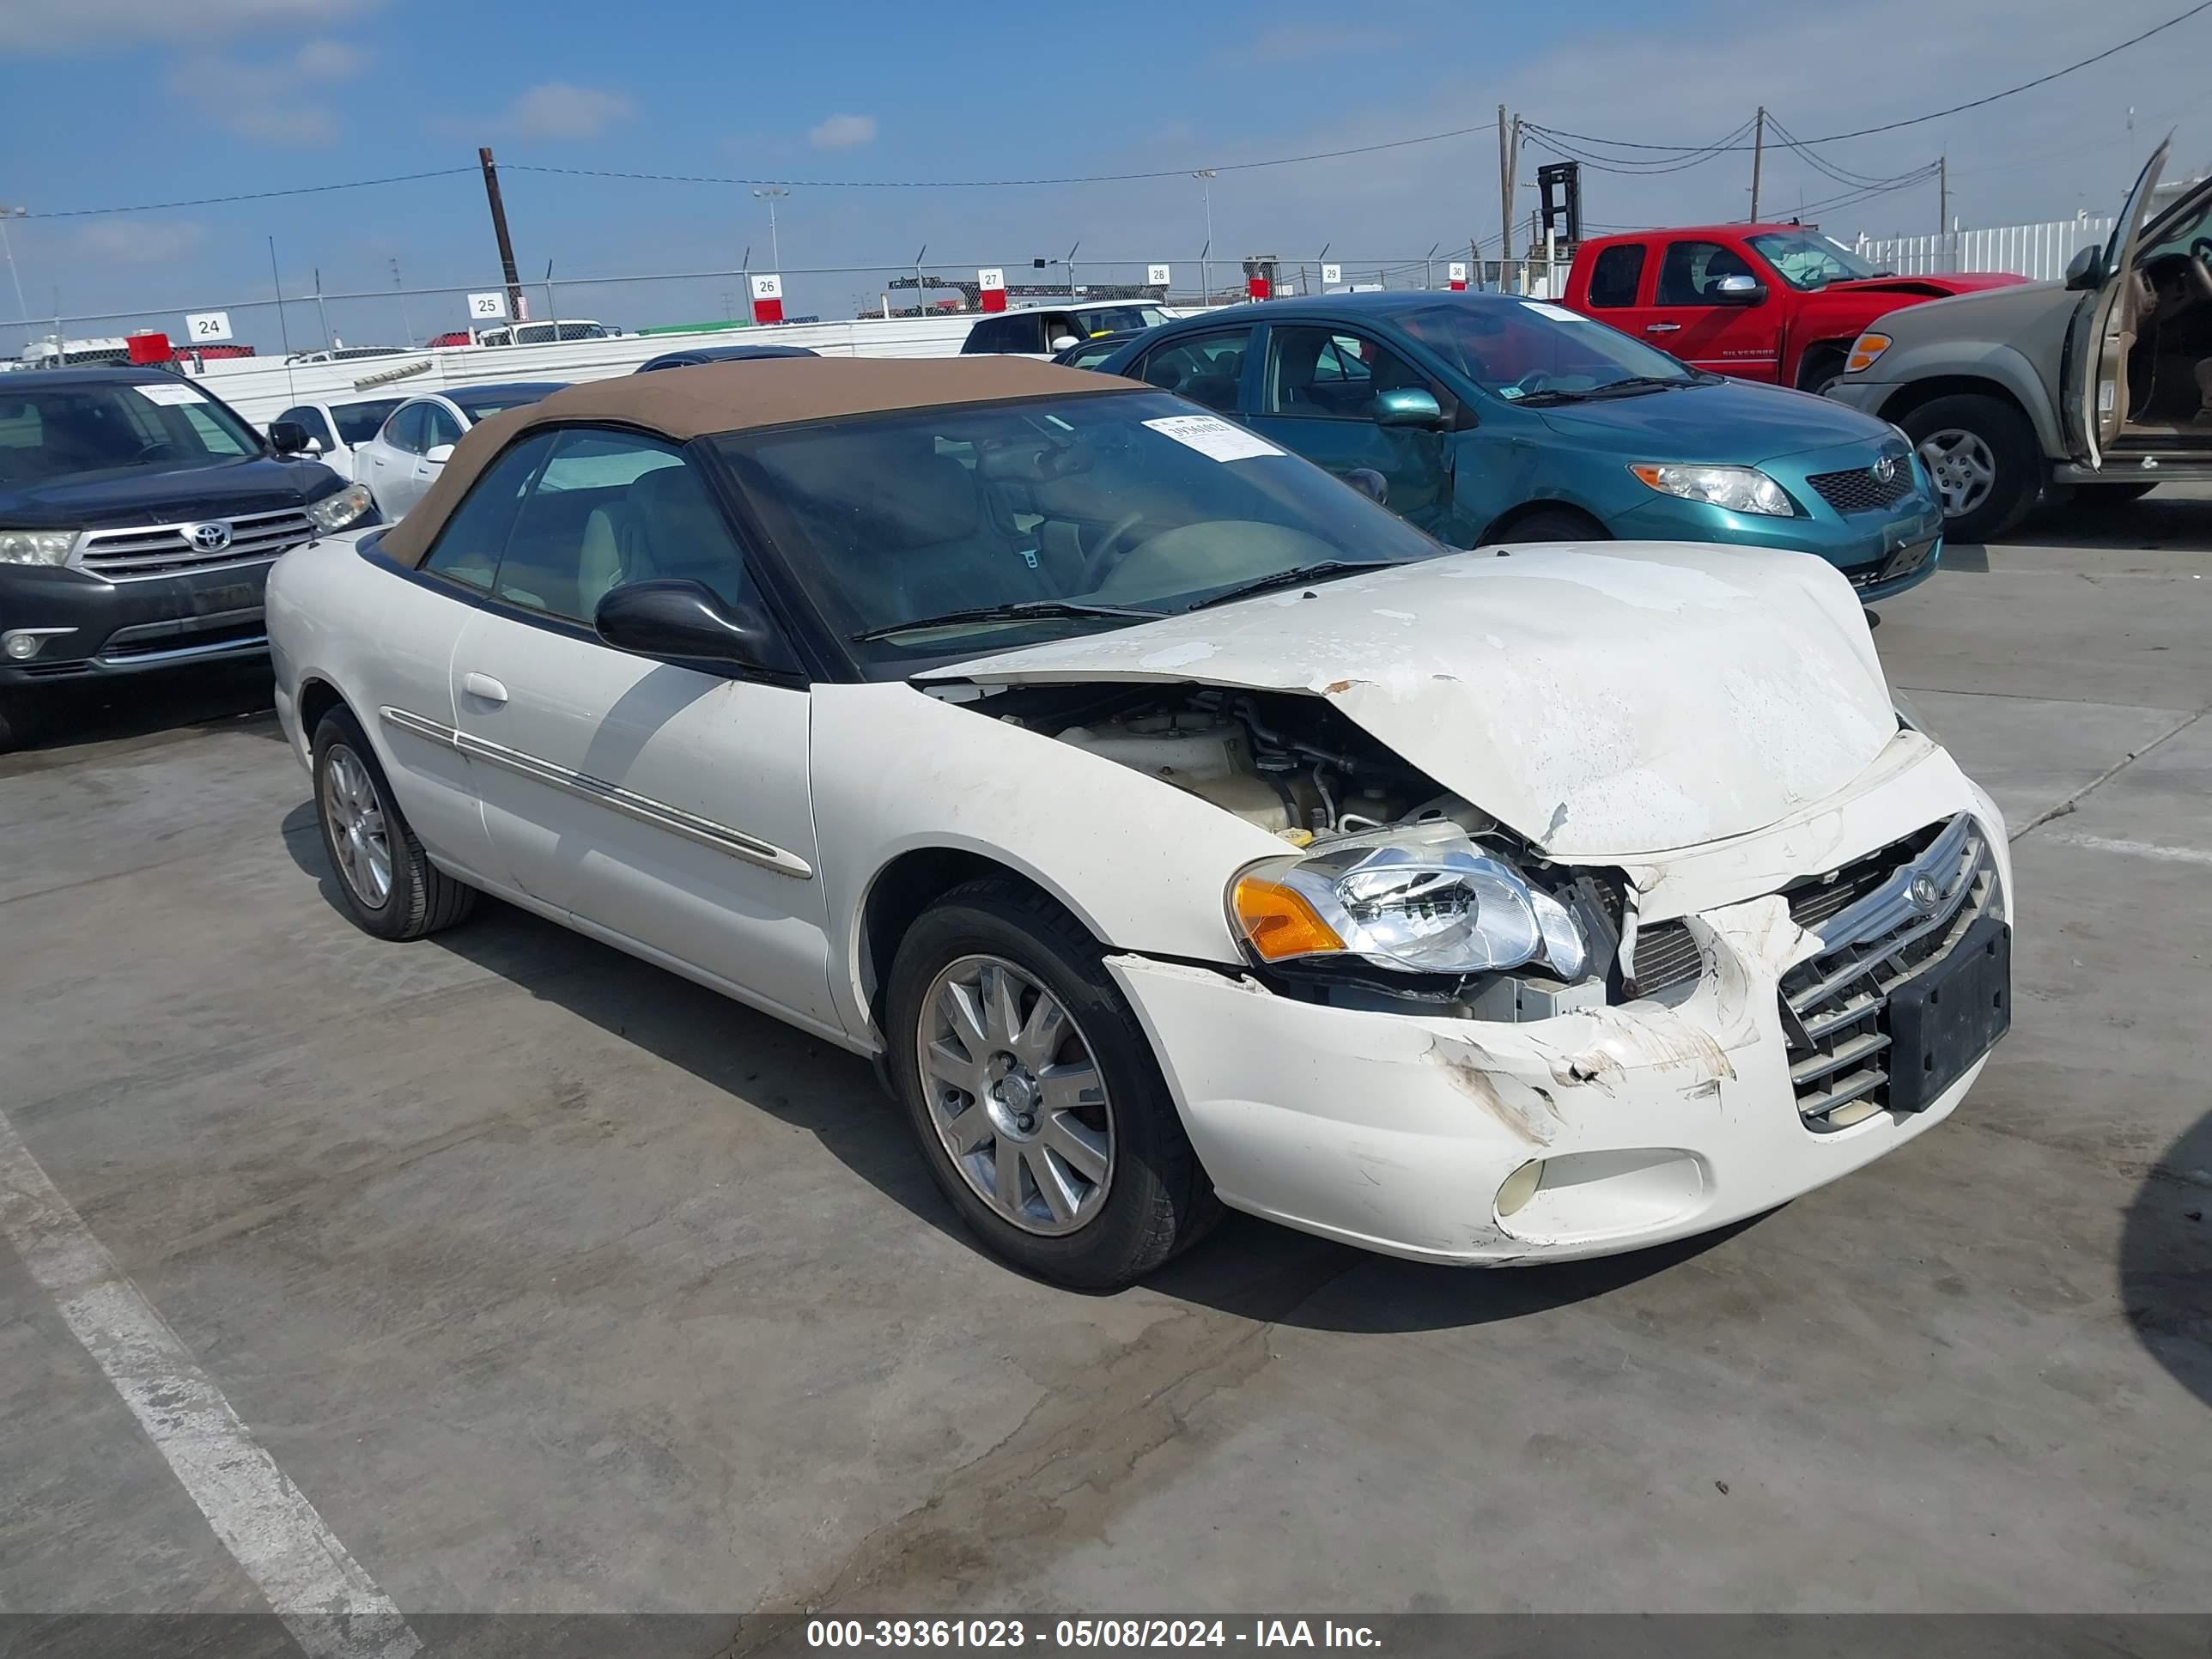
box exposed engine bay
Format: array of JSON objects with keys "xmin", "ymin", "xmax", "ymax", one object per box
[{"xmin": 962, "ymin": 681, "xmax": 1643, "ymax": 1017}]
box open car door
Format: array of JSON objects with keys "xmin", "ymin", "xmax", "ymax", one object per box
[{"xmin": 2064, "ymin": 140, "xmax": 2168, "ymax": 467}]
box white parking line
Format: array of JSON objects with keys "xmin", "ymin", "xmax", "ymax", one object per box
[
  {"xmin": 2049, "ymin": 832, "xmax": 2212, "ymax": 866},
  {"xmin": 0, "ymin": 1108, "xmax": 419, "ymax": 1659}
]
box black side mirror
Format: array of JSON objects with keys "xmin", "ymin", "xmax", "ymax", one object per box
[
  {"xmin": 2063, "ymin": 244, "xmax": 2106, "ymax": 291},
  {"xmin": 594, "ymin": 580, "xmax": 797, "ymax": 675},
  {"xmin": 268, "ymin": 419, "xmax": 313, "ymax": 456},
  {"xmin": 1711, "ymin": 275, "xmax": 1769, "ymax": 306},
  {"xmin": 1344, "ymin": 467, "xmax": 1389, "ymax": 504}
]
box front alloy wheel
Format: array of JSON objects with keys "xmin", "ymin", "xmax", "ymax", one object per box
[{"xmin": 918, "ymin": 954, "xmax": 1115, "ymax": 1235}]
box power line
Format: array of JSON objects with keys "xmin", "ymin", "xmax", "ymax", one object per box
[
  {"xmin": 1526, "ymin": 0, "xmax": 2212, "ymax": 153},
  {"xmin": 25, "ymin": 167, "xmax": 478, "ymax": 220}
]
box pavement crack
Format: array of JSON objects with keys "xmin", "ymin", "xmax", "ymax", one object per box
[{"xmin": 2011, "ymin": 703, "xmax": 2209, "ymax": 842}]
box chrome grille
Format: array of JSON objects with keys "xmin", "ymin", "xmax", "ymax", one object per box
[
  {"xmin": 74, "ymin": 509, "xmax": 315, "ymax": 580},
  {"xmin": 1778, "ymin": 814, "xmax": 2003, "ymax": 1133},
  {"xmin": 1808, "ymin": 459, "xmax": 1916, "ymax": 515}
]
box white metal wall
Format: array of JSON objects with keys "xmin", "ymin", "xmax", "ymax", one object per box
[{"xmin": 1850, "ymin": 219, "xmax": 2115, "ymax": 283}]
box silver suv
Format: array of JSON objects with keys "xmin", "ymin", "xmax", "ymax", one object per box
[{"xmin": 1830, "ymin": 140, "xmax": 2212, "ymax": 541}]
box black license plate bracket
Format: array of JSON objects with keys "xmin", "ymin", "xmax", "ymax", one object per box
[{"xmin": 1887, "ymin": 915, "xmax": 2011, "ymax": 1114}]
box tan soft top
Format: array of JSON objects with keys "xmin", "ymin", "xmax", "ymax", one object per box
[{"xmin": 379, "ymin": 355, "xmax": 1138, "ymax": 568}]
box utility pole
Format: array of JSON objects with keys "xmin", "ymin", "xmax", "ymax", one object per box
[
  {"xmin": 1194, "ymin": 170, "xmax": 1216, "ymax": 303},
  {"xmin": 1748, "ymin": 107, "xmax": 1765, "ymax": 222},
  {"xmin": 751, "ymin": 185, "xmax": 789, "ymax": 270},
  {"xmin": 477, "ymin": 147, "xmax": 524, "ymax": 324},
  {"xmin": 1497, "ymin": 106, "xmax": 1519, "ymax": 268},
  {"xmin": 1938, "ymin": 155, "xmax": 1948, "ymax": 239},
  {"xmin": 391, "ymin": 258, "xmax": 414, "ymax": 349},
  {"xmin": 0, "ymin": 206, "xmax": 31, "ymax": 345}
]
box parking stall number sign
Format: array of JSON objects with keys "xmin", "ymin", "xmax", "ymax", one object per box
[
  {"xmin": 978, "ymin": 267, "xmax": 1006, "ymax": 314},
  {"xmin": 184, "ymin": 310, "xmax": 233, "ymax": 343},
  {"xmin": 750, "ymin": 272, "xmax": 785, "ymax": 325},
  {"xmin": 1448, "ymin": 261, "xmax": 1469, "ymax": 291},
  {"xmin": 1146, "ymin": 264, "xmax": 1171, "ymax": 289},
  {"xmin": 1320, "ymin": 264, "xmax": 1343, "ymax": 288},
  {"xmin": 467, "ymin": 291, "xmax": 507, "ymax": 320}
]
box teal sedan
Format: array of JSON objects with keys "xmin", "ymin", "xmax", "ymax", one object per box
[{"xmin": 1097, "ymin": 292, "xmax": 1943, "ymax": 599}]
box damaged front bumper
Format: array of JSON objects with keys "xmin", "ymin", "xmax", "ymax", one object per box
[{"xmin": 1106, "ymin": 767, "xmax": 2014, "ymax": 1267}]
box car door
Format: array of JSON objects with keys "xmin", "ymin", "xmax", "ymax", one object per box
[
  {"xmin": 1632, "ymin": 239, "xmax": 1784, "ymax": 380},
  {"xmin": 2063, "ymin": 141, "xmax": 2171, "ymax": 467},
  {"xmin": 1245, "ymin": 324, "xmax": 1477, "ymax": 544},
  {"xmin": 447, "ymin": 425, "xmax": 836, "ymax": 1031},
  {"xmin": 360, "ymin": 403, "xmax": 428, "ymax": 515}
]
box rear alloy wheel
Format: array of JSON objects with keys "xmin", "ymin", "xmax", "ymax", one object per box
[
  {"xmin": 1903, "ymin": 392, "xmax": 2041, "ymax": 543},
  {"xmin": 311, "ymin": 707, "xmax": 477, "ymax": 941},
  {"xmin": 886, "ymin": 878, "xmax": 1218, "ymax": 1287}
]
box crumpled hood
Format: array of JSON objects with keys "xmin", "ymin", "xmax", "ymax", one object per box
[
  {"xmin": 1821, "ymin": 272, "xmax": 2026, "ymax": 300},
  {"xmin": 921, "ymin": 544, "xmax": 1897, "ymax": 859},
  {"xmin": 1533, "ymin": 377, "xmax": 1894, "ymax": 465}
]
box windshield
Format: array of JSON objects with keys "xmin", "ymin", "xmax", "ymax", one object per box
[
  {"xmin": 714, "ymin": 390, "xmax": 1447, "ymax": 668},
  {"xmin": 1395, "ymin": 301, "xmax": 1700, "ymax": 401},
  {"xmin": 0, "ymin": 380, "xmax": 264, "ymax": 487},
  {"xmin": 1073, "ymin": 305, "xmax": 1167, "ymax": 335},
  {"xmin": 450, "ymin": 384, "xmax": 566, "ymax": 422},
  {"xmin": 332, "ymin": 399, "xmax": 404, "ymax": 446},
  {"xmin": 1746, "ymin": 231, "xmax": 1882, "ymax": 289}
]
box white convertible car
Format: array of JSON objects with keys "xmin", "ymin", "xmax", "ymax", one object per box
[{"xmin": 268, "ymin": 359, "xmax": 2014, "ymax": 1287}]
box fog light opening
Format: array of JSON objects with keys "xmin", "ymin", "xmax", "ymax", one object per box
[
  {"xmin": 1495, "ymin": 1159, "xmax": 1545, "ymax": 1218},
  {"xmin": 3, "ymin": 634, "xmax": 42, "ymax": 660}
]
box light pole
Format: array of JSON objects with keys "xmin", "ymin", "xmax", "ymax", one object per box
[
  {"xmin": 751, "ymin": 185, "xmax": 790, "ymax": 270},
  {"xmin": 1193, "ymin": 170, "xmax": 1216, "ymax": 303},
  {"xmin": 0, "ymin": 207, "xmax": 30, "ymax": 349}
]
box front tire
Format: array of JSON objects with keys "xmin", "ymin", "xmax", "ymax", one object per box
[
  {"xmin": 885, "ymin": 878, "xmax": 1218, "ymax": 1288},
  {"xmin": 1492, "ymin": 506, "xmax": 1608, "ymax": 544},
  {"xmin": 311, "ymin": 707, "xmax": 477, "ymax": 940},
  {"xmin": 1903, "ymin": 392, "xmax": 2042, "ymax": 543},
  {"xmin": 0, "ymin": 688, "xmax": 42, "ymax": 753}
]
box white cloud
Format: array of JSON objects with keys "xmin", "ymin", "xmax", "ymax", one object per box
[
  {"xmin": 493, "ymin": 82, "xmax": 634, "ymax": 141},
  {"xmin": 74, "ymin": 220, "xmax": 207, "ymax": 265},
  {"xmin": 809, "ymin": 113, "xmax": 878, "ymax": 151},
  {"xmin": 166, "ymin": 39, "xmax": 369, "ymax": 147},
  {"xmin": 3, "ymin": 0, "xmax": 377, "ymax": 52}
]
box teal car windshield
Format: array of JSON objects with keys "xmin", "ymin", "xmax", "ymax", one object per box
[
  {"xmin": 1395, "ymin": 301, "xmax": 1705, "ymax": 404},
  {"xmin": 715, "ymin": 390, "xmax": 1446, "ymax": 666}
]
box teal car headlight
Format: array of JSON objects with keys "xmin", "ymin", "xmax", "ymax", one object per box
[{"xmin": 1628, "ymin": 463, "xmax": 1795, "ymax": 518}]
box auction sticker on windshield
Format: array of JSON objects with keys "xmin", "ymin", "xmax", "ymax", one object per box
[
  {"xmin": 1144, "ymin": 415, "xmax": 1285, "ymax": 464},
  {"xmin": 1521, "ymin": 301, "xmax": 1590, "ymax": 323},
  {"xmin": 132, "ymin": 382, "xmax": 207, "ymax": 405}
]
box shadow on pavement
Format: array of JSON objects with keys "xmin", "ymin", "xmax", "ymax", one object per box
[
  {"xmin": 279, "ymin": 799, "xmax": 1762, "ymax": 1334},
  {"xmin": 0, "ymin": 662, "xmax": 279, "ymax": 776},
  {"xmin": 2002, "ymin": 486, "xmax": 2212, "ymax": 552},
  {"xmin": 2120, "ymin": 1109, "xmax": 2212, "ymax": 1410}
]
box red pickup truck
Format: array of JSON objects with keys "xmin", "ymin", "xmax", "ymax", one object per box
[{"xmin": 1560, "ymin": 224, "xmax": 2024, "ymax": 393}]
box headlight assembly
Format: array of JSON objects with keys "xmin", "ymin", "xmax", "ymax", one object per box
[
  {"xmin": 1230, "ymin": 830, "xmax": 1589, "ymax": 981},
  {"xmin": 306, "ymin": 483, "xmax": 374, "ymax": 533},
  {"xmin": 0, "ymin": 529, "xmax": 76, "ymax": 567},
  {"xmin": 1846, "ymin": 331, "xmax": 1892, "ymax": 374},
  {"xmin": 1628, "ymin": 463, "xmax": 1795, "ymax": 518}
]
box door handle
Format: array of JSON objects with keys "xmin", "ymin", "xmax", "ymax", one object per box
[
  {"xmin": 1645, "ymin": 322, "xmax": 1682, "ymax": 333},
  {"xmin": 461, "ymin": 672, "xmax": 508, "ymax": 704}
]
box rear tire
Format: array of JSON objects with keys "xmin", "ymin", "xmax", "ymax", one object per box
[
  {"xmin": 885, "ymin": 878, "xmax": 1219, "ymax": 1288},
  {"xmin": 0, "ymin": 688, "xmax": 40, "ymax": 753},
  {"xmin": 311, "ymin": 707, "xmax": 477, "ymax": 941},
  {"xmin": 1902, "ymin": 392, "xmax": 2042, "ymax": 543}
]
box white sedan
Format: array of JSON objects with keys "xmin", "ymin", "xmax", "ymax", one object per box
[
  {"xmin": 268, "ymin": 394, "xmax": 407, "ymax": 480},
  {"xmin": 349, "ymin": 381, "xmax": 565, "ymax": 519},
  {"xmin": 267, "ymin": 359, "xmax": 2014, "ymax": 1288}
]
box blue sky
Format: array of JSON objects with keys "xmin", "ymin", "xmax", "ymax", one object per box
[{"xmin": 2, "ymin": 0, "xmax": 2207, "ymax": 349}]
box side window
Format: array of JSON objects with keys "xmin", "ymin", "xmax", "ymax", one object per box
[
  {"xmin": 1586, "ymin": 245, "xmax": 1647, "ymax": 308},
  {"xmin": 422, "ymin": 404, "xmax": 465, "ymax": 452},
  {"xmin": 1656, "ymin": 241, "xmax": 1753, "ymax": 306},
  {"xmin": 493, "ymin": 429, "xmax": 757, "ymax": 626},
  {"xmin": 278, "ymin": 406, "xmax": 336, "ymax": 450},
  {"xmin": 418, "ymin": 430, "xmax": 559, "ymax": 592},
  {"xmin": 1134, "ymin": 329, "xmax": 1253, "ymax": 413},
  {"xmin": 383, "ymin": 404, "xmax": 428, "ymax": 455},
  {"xmin": 1264, "ymin": 327, "xmax": 1437, "ymax": 419},
  {"xmin": 960, "ymin": 318, "xmax": 1001, "ymax": 354}
]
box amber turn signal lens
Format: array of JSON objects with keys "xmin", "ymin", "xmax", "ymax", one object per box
[
  {"xmin": 1231, "ymin": 875, "xmax": 1346, "ymax": 961},
  {"xmin": 1844, "ymin": 332, "xmax": 1891, "ymax": 374}
]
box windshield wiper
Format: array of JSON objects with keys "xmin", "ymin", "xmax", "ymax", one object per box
[
  {"xmin": 1185, "ymin": 560, "xmax": 1403, "ymax": 611},
  {"xmin": 1510, "ymin": 388, "xmax": 1591, "ymax": 405},
  {"xmin": 1579, "ymin": 375, "xmax": 1702, "ymax": 398},
  {"xmin": 851, "ymin": 598, "xmax": 1164, "ymax": 642}
]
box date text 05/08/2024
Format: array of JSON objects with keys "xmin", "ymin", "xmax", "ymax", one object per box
[{"xmin": 806, "ymin": 1620, "xmax": 1383, "ymax": 1649}]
